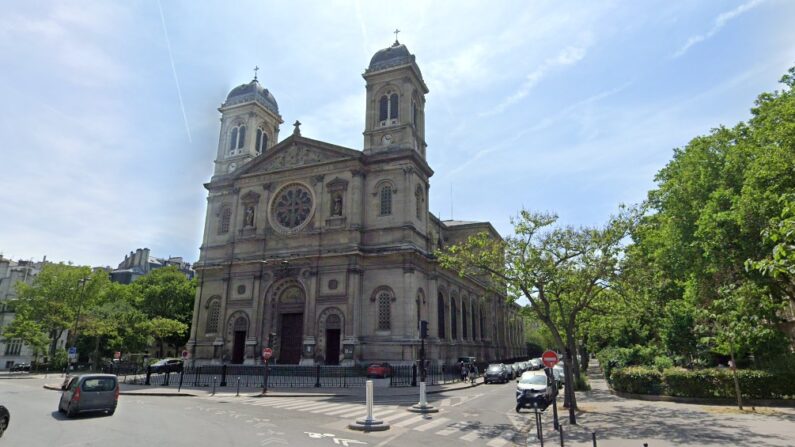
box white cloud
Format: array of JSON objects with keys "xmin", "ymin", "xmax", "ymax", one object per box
[
  {"xmin": 673, "ymin": 0, "xmax": 766, "ymax": 58},
  {"xmin": 482, "ymin": 45, "xmax": 589, "ymax": 117}
]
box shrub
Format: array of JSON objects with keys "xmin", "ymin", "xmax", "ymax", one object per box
[
  {"xmin": 609, "ymin": 366, "xmax": 795, "ymax": 399},
  {"xmin": 652, "ymin": 356, "xmax": 674, "ymax": 371}
]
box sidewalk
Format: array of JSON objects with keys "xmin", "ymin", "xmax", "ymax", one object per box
[
  {"xmin": 539, "ymin": 361, "xmax": 795, "ymax": 447},
  {"xmin": 44, "ymin": 376, "xmax": 482, "ymax": 398}
]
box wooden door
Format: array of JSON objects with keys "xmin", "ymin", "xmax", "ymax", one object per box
[
  {"xmin": 279, "ymin": 313, "xmax": 303, "ymax": 364},
  {"xmin": 325, "ymin": 329, "xmax": 341, "ymax": 365},
  {"xmin": 232, "ymin": 331, "xmax": 246, "ymax": 364}
]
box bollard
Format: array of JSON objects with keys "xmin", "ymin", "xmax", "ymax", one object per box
[
  {"xmin": 145, "ymin": 365, "xmax": 151, "ymax": 385},
  {"xmin": 220, "ymin": 364, "xmax": 227, "ymax": 387},
  {"xmin": 559, "ymin": 425, "xmax": 564, "ymax": 447},
  {"xmin": 315, "ymin": 364, "xmax": 321, "ymax": 388},
  {"xmin": 236, "ymin": 377, "xmax": 241, "ymax": 397},
  {"xmin": 407, "ymin": 380, "xmax": 438, "ymax": 413},
  {"xmin": 348, "ymin": 380, "xmax": 390, "ymax": 431},
  {"xmin": 212, "ymin": 376, "xmax": 217, "ymax": 396},
  {"xmin": 592, "ymin": 431, "xmax": 597, "ymax": 447},
  {"xmin": 178, "ymin": 368, "xmax": 184, "ymax": 393}
]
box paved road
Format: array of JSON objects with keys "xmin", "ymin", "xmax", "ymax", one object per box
[{"xmin": 0, "ymin": 375, "xmax": 530, "ymax": 447}]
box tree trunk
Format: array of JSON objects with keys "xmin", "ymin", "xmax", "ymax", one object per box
[
  {"xmin": 729, "ymin": 343, "xmax": 743, "ymax": 410},
  {"xmin": 93, "ymin": 336, "xmax": 101, "ymax": 371}
]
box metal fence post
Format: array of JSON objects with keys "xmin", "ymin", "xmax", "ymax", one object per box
[
  {"xmin": 315, "ymin": 364, "xmax": 321, "ymax": 388},
  {"xmin": 212, "ymin": 376, "xmax": 217, "ymax": 395},
  {"xmin": 559, "ymin": 425, "xmax": 564, "ymax": 447},
  {"xmin": 592, "ymin": 432, "xmax": 597, "ymax": 447},
  {"xmin": 178, "ymin": 368, "xmax": 184, "ymax": 392},
  {"xmin": 411, "ymin": 364, "xmax": 417, "ymax": 387},
  {"xmin": 236, "ymin": 377, "xmax": 241, "ymax": 396},
  {"xmin": 194, "ymin": 366, "xmax": 200, "ymax": 387},
  {"xmin": 145, "ymin": 365, "xmax": 151, "ymax": 385},
  {"xmin": 220, "ymin": 364, "xmax": 227, "ymax": 387}
]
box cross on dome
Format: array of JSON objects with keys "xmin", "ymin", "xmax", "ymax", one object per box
[
  {"xmin": 253, "ymin": 65, "xmax": 259, "ymax": 81},
  {"xmin": 393, "ymin": 29, "xmax": 400, "ymax": 44}
]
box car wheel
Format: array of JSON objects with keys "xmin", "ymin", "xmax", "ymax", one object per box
[
  {"xmin": 57, "ymin": 403, "xmax": 65, "ymax": 414},
  {"xmin": 107, "ymin": 407, "xmax": 116, "ymax": 416},
  {"xmin": 515, "ymin": 405, "xmax": 522, "ymax": 414},
  {"xmin": 66, "ymin": 403, "xmax": 77, "ymax": 418},
  {"xmin": 0, "ymin": 415, "xmax": 8, "ymax": 438}
]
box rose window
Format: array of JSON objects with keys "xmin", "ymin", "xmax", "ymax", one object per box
[{"xmin": 272, "ymin": 183, "xmax": 313, "ymax": 231}]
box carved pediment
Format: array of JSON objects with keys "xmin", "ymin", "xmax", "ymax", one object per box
[
  {"xmin": 237, "ymin": 136, "xmax": 362, "ymax": 177},
  {"xmin": 240, "ymin": 190, "xmax": 261, "ymax": 203}
]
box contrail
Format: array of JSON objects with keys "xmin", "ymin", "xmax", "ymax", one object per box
[{"xmin": 157, "ymin": 0, "xmax": 192, "ymax": 143}]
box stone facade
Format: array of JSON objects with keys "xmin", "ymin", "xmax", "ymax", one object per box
[{"xmin": 187, "ymin": 42, "xmax": 525, "ymax": 366}]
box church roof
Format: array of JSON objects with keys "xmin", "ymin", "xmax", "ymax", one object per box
[
  {"xmin": 367, "ymin": 42, "xmax": 414, "ymax": 72},
  {"xmin": 224, "ymin": 79, "xmax": 279, "ymax": 114}
]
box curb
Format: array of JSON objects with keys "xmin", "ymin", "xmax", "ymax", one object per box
[{"xmin": 43, "ymin": 384, "xmax": 196, "ymax": 397}]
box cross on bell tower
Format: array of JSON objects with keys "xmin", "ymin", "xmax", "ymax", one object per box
[{"xmin": 393, "ymin": 29, "xmax": 400, "ymax": 44}]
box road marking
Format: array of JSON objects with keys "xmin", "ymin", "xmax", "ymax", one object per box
[
  {"xmin": 435, "ymin": 422, "xmax": 466, "ymax": 436},
  {"xmin": 380, "ymin": 411, "xmax": 418, "ymax": 424},
  {"xmin": 485, "ymin": 430, "xmax": 515, "ymax": 447},
  {"xmin": 394, "ymin": 414, "xmax": 430, "ymax": 427},
  {"xmin": 307, "ymin": 403, "xmax": 348, "ymax": 413},
  {"xmin": 459, "ymin": 430, "xmax": 481, "ymax": 441},
  {"xmin": 296, "ymin": 402, "xmax": 342, "ymax": 412},
  {"xmin": 324, "ymin": 404, "xmax": 363, "ymax": 415},
  {"xmin": 413, "ymin": 416, "xmax": 450, "ymax": 432}
]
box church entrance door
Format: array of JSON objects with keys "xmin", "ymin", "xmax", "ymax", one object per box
[
  {"xmin": 232, "ymin": 330, "xmax": 246, "ymax": 364},
  {"xmin": 325, "ymin": 329, "xmax": 340, "ymax": 365},
  {"xmin": 279, "ymin": 313, "xmax": 303, "ymax": 364}
]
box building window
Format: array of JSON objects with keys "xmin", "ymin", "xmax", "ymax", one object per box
[
  {"xmin": 415, "ymin": 186, "xmax": 423, "ymax": 220},
  {"xmin": 437, "ymin": 293, "xmax": 445, "ymax": 339},
  {"xmin": 462, "ymin": 300, "xmax": 468, "ymax": 340},
  {"xmin": 451, "ymin": 298, "xmax": 458, "ymax": 340},
  {"xmin": 4, "ymin": 339, "xmax": 22, "ymax": 356},
  {"xmin": 480, "ymin": 306, "xmax": 486, "ymax": 340},
  {"xmin": 255, "ymin": 127, "xmax": 268, "ymax": 154},
  {"xmin": 229, "ymin": 124, "xmax": 246, "ymax": 154},
  {"xmin": 377, "ymin": 291, "xmax": 392, "ymax": 331},
  {"xmin": 379, "ymin": 185, "xmax": 392, "ymax": 216},
  {"xmin": 378, "ymin": 92, "xmax": 399, "ymax": 125},
  {"xmin": 472, "ymin": 305, "xmax": 478, "ymax": 340},
  {"xmin": 206, "ymin": 300, "xmax": 221, "ymax": 334},
  {"xmin": 218, "ymin": 208, "xmax": 232, "ymax": 234},
  {"xmin": 412, "ymin": 100, "xmax": 418, "ymax": 126}
]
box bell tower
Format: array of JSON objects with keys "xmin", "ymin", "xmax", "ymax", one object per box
[
  {"xmin": 362, "ymin": 36, "xmax": 429, "ymax": 158},
  {"xmin": 213, "ymin": 71, "xmax": 283, "ymax": 177}
]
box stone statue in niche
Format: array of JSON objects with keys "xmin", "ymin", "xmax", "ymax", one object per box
[
  {"xmin": 332, "ymin": 193, "xmax": 343, "ymax": 216},
  {"xmin": 244, "ymin": 206, "xmax": 255, "ymax": 227}
]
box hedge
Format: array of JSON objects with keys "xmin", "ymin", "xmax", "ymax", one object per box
[{"xmin": 610, "ymin": 366, "xmax": 795, "ymax": 399}]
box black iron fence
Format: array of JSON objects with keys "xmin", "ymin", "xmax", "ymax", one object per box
[{"xmin": 107, "ymin": 361, "xmax": 496, "ymax": 389}]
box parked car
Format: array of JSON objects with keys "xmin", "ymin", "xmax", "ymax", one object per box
[
  {"xmin": 0, "ymin": 405, "xmax": 8, "ymax": 438},
  {"xmin": 58, "ymin": 374, "xmax": 119, "ymax": 418},
  {"xmin": 483, "ymin": 363, "xmax": 509, "ymax": 384},
  {"xmin": 529, "ymin": 358, "xmax": 542, "ymax": 370},
  {"xmin": 552, "ymin": 364, "xmax": 565, "ymax": 388},
  {"xmin": 366, "ymin": 362, "xmax": 392, "ymax": 378},
  {"xmin": 150, "ymin": 358, "xmax": 183, "ymax": 374},
  {"xmin": 516, "ymin": 373, "xmax": 555, "ymax": 412},
  {"xmin": 10, "ymin": 363, "xmax": 30, "ymax": 372},
  {"xmin": 509, "ymin": 363, "xmax": 522, "ymax": 379}
]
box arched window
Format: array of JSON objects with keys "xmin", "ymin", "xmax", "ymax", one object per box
[
  {"xmin": 234, "ymin": 316, "xmax": 248, "ymax": 332},
  {"xmin": 415, "ymin": 186, "xmax": 423, "ymax": 220},
  {"xmin": 480, "ymin": 305, "xmax": 486, "ymax": 340},
  {"xmin": 451, "ymin": 297, "xmax": 458, "ymax": 340},
  {"xmin": 378, "ymin": 91, "xmax": 399, "ymax": 125},
  {"xmin": 379, "ymin": 96, "xmax": 389, "ymax": 122},
  {"xmin": 379, "ymin": 185, "xmax": 392, "ymax": 215},
  {"xmin": 389, "ymin": 94, "xmax": 398, "ymax": 119},
  {"xmin": 218, "ymin": 208, "xmax": 232, "ymax": 234},
  {"xmin": 206, "ymin": 300, "xmax": 221, "ymax": 334},
  {"xmin": 472, "ymin": 303, "xmax": 478, "ymax": 340},
  {"xmin": 255, "ymin": 127, "xmax": 268, "ymax": 154},
  {"xmin": 437, "ymin": 293, "xmax": 445, "ymax": 339},
  {"xmin": 377, "ymin": 291, "xmax": 392, "ymax": 330},
  {"xmin": 462, "ymin": 300, "xmax": 468, "ymax": 340},
  {"xmin": 228, "ymin": 124, "xmax": 246, "ymax": 154}
]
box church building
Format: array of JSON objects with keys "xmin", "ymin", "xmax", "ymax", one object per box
[{"xmin": 187, "ymin": 40, "xmax": 525, "ymax": 365}]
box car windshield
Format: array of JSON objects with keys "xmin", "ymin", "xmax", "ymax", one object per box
[{"xmin": 519, "ymin": 375, "xmax": 547, "ymax": 385}]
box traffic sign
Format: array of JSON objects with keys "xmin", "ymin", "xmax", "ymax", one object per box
[
  {"xmin": 68, "ymin": 346, "xmax": 77, "ymax": 355},
  {"xmin": 113, "ymin": 351, "xmax": 121, "ymax": 360},
  {"xmin": 542, "ymin": 350, "xmax": 559, "ymax": 368},
  {"xmin": 262, "ymin": 347, "xmax": 273, "ymax": 360},
  {"xmin": 181, "ymin": 350, "xmax": 190, "ymax": 360}
]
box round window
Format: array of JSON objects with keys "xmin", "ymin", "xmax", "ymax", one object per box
[
  {"xmin": 237, "ymin": 285, "xmax": 246, "ymax": 295},
  {"xmin": 271, "ymin": 183, "xmax": 314, "ymax": 232}
]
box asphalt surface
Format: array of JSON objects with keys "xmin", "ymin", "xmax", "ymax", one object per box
[{"xmin": 0, "ymin": 375, "xmax": 530, "ymax": 447}]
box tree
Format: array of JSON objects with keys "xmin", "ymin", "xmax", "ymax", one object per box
[
  {"xmin": 131, "ymin": 266, "xmax": 196, "ymax": 354},
  {"xmin": 147, "ymin": 317, "xmax": 189, "ymax": 357},
  {"xmin": 3, "ymin": 264, "xmax": 108, "ymax": 358},
  {"xmin": 438, "ymin": 208, "xmax": 635, "ymax": 424}
]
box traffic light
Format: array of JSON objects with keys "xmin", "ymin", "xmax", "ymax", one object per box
[{"xmin": 420, "ymin": 320, "xmax": 428, "ymax": 339}]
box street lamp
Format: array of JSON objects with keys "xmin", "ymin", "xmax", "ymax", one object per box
[{"xmin": 69, "ymin": 278, "xmax": 88, "ymax": 366}]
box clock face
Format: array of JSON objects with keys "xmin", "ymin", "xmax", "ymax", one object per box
[{"xmin": 271, "ymin": 183, "xmax": 314, "ymax": 233}]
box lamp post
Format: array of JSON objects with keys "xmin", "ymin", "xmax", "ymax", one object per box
[{"xmin": 69, "ymin": 278, "xmax": 88, "ymax": 366}]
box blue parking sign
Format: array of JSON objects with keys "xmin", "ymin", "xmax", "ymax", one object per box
[{"xmin": 68, "ymin": 346, "xmax": 77, "ymax": 355}]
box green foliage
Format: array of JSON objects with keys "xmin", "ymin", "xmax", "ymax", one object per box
[
  {"xmin": 596, "ymin": 345, "xmax": 663, "ymax": 382},
  {"xmin": 610, "ymin": 366, "xmax": 795, "ymax": 399},
  {"xmin": 652, "ymin": 356, "xmax": 674, "ymax": 372}
]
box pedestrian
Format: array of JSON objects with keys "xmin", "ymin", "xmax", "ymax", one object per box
[{"xmin": 460, "ymin": 362, "xmax": 468, "ymax": 381}]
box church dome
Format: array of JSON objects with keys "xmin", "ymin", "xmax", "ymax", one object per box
[
  {"xmin": 367, "ymin": 42, "xmax": 414, "ymax": 72},
  {"xmin": 224, "ymin": 79, "xmax": 279, "ymax": 114}
]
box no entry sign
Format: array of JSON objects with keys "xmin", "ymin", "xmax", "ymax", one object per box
[
  {"xmin": 262, "ymin": 347, "xmax": 273, "ymax": 360},
  {"xmin": 542, "ymin": 350, "xmax": 559, "ymax": 368}
]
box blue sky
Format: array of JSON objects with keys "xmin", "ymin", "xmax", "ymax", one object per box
[{"xmin": 1, "ymin": 0, "xmax": 793, "ymax": 267}]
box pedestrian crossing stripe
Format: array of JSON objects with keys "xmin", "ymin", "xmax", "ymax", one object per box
[{"xmin": 200, "ymin": 396, "xmax": 525, "ymax": 444}]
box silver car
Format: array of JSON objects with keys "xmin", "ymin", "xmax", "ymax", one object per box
[{"xmin": 58, "ymin": 374, "xmax": 119, "ymax": 417}]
